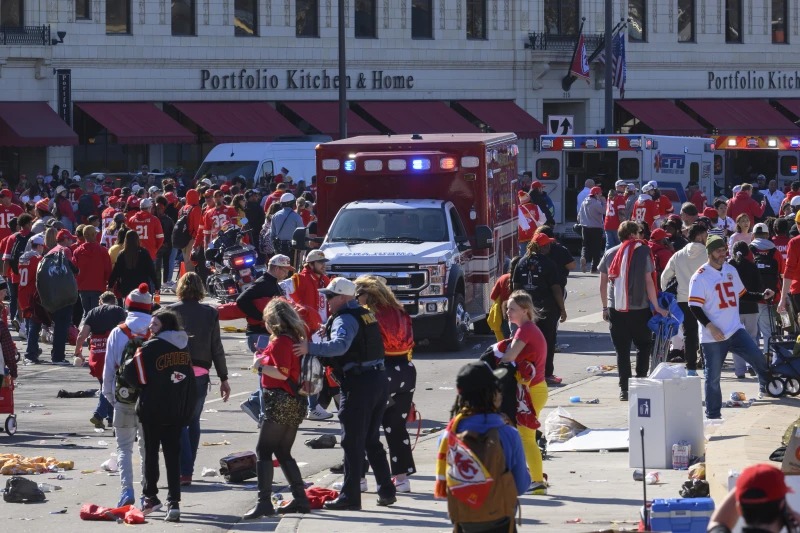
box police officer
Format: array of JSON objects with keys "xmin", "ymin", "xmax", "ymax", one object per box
[
  {"xmin": 295, "ymin": 278, "xmax": 396, "ymax": 511},
  {"xmin": 269, "ymin": 193, "xmax": 304, "ymax": 257}
]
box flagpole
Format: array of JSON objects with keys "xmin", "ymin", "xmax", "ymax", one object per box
[
  {"xmin": 561, "ymin": 18, "xmax": 586, "ymax": 92},
  {"xmin": 604, "ymin": 1, "xmax": 613, "ymax": 133}
]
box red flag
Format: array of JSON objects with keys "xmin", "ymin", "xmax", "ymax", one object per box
[{"xmin": 569, "ymin": 33, "xmax": 590, "ymax": 84}]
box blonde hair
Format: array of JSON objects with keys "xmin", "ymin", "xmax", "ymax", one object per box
[
  {"xmin": 75, "ymin": 224, "xmax": 85, "ymax": 240},
  {"xmin": 508, "ymin": 290, "xmax": 542, "ymax": 322},
  {"xmin": 83, "ymin": 225, "xmax": 97, "ymax": 242},
  {"xmin": 735, "ymin": 213, "xmax": 750, "ymax": 233},
  {"xmin": 354, "ymin": 275, "xmax": 403, "ymax": 312},
  {"xmin": 263, "ymin": 298, "xmax": 306, "ymax": 342},
  {"xmin": 44, "ymin": 227, "xmax": 57, "ymax": 251},
  {"xmin": 176, "ymin": 271, "xmax": 206, "ymax": 302}
]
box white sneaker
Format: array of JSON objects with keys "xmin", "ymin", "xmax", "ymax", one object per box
[
  {"xmin": 17, "ymin": 323, "xmax": 26, "ymax": 340},
  {"xmin": 307, "ymin": 405, "xmax": 333, "ymax": 421},
  {"xmin": 393, "ymin": 477, "xmax": 411, "ymax": 493},
  {"xmin": 332, "ymin": 478, "xmax": 367, "ymax": 492}
]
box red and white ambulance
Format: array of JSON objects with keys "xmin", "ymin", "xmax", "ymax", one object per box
[{"xmin": 711, "ymin": 135, "xmax": 800, "ymax": 192}]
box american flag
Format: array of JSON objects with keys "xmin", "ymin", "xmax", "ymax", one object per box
[{"xmin": 596, "ymin": 31, "xmax": 627, "ymax": 98}]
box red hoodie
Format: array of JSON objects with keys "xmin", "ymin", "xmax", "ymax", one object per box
[
  {"xmin": 74, "ymin": 241, "xmax": 113, "ymax": 292},
  {"xmin": 180, "ymin": 189, "xmax": 203, "ymax": 241},
  {"xmin": 727, "ymin": 191, "xmax": 766, "ymax": 227}
]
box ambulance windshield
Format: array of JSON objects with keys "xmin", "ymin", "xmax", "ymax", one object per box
[{"xmin": 328, "ymin": 208, "xmax": 448, "ymax": 243}]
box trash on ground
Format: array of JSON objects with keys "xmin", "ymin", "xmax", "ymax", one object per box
[
  {"xmin": 100, "ymin": 454, "xmax": 118, "ymax": 472},
  {"xmin": 548, "ymin": 428, "xmax": 628, "ymax": 452},
  {"xmin": 649, "ymin": 362, "xmax": 688, "ymax": 380},
  {"xmin": 79, "ymin": 503, "xmax": 145, "ymax": 524},
  {"xmin": 49, "ymin": 509, "xmax": 67, "ymax": 514},
  {"xmin": 94, "ymin": 428, "xmax": 105, "ymax": 433},
  {"xmin": 304, "ymin": 435, "xmax": 336, "ymax": 449},
  {"xmin": 201, "ymin": 467, "xmax": 217, "ymax": 477},
  {"xmin": 679, "ymin": 479, "xmax": 710, "ymax": 498},
  {"xmin": 56, "ymin": 389, "xmax": 98, "ymax": 398},
  {"xmin": 37, "ymin": 483, "xmax": 62, "ymax": 492},
  {"xmin": 645, "ymin": 471, "xmax": 661, "ymax": 484},
  {"xmin": 28, "ymin": 403, "xmax": 45, "ymax": 408},
  {"xmin": 438, "ymin": 387, "xmax": 454, "ymax": 390},
  {"xmin": 2, "ymin": 476, "xmax": 46, "ymax": 502},
  {"xmin": 0, "ymin": 454, "xmax": 74, "ymax": 475},
  {"xmin": 204, "ymin": 409, "xmax": 218, "ymax": 413},
  {"xmin": 544, "ymin": 407, "xmax": 587, "ymax": 445},
  {"xmin": 672, "ymin": 442, "xmax": 691, "ymax": 470},
  {"xmin": 584, "ymin": 398, "xmax": 600, "ymax": 404},
  {"xmin": 97, "ymin": 440, "xmax": 109, "ymax": 447},
  {"xmin": 688, "ymin": 463, "xmax": 706, "ymax": 480},
  {"xmin": 201, "ymin": 440, "xmax": 231, "ymax": 446},
  {"xmin": 230, "ymin": 373, "xmax": 242, "ymax": 377}
]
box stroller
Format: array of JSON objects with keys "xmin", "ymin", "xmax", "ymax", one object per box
[
  {"xmin": 0, "ymin": 373, "xmax": 17, "ymax": 436},
  {"xmin": 647, "ymin": 292, "xmax": 684, "ymax": 374},
  {"xmin": 765, "ymin": 305, "xmax": 800, "ymax": 397}
]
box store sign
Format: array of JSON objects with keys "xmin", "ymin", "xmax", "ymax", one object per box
[
  {"xmin": 56, "ymin": 69, "xmax": 72, "ymax": 125},
  {"xmin": 200, "ymin": 68, "xmax": 415, "ymax": 91},
  {"xmin": 707, "ymin": 70, "xmax": 800, "ymax": 91}
]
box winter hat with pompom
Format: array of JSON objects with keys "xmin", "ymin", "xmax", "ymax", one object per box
[{"xmin": 125, "ymin": 283, "xmax": 153, "ymax": 314}]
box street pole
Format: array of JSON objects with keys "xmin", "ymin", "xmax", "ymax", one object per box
[
  {"xmin": 338, "ymin": 0, "xmax": 347, "ymax": 139},
  {"xmin": 604, "ymin": 0, "xmax": 613, "ymax": 133}
]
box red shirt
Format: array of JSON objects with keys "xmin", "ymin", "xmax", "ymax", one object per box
[
  {"xmin": 727, "ymin": 192, "xmax": 766, "ymax": 228},
  {"xmin": 101, "ymin": 206, "xmax": 118, "ymax": 231},
  {"xmin": 513, "ymin": 321, "xmax": 547, "ymax": 387},
  {"xmin": 257, "ymin": 335, "xmax": 300, "ymax": 395},
  {"xmin": 2, "ymin": 229, "xmax": 31, "ymax": 283},
  {"xmin": 489, "ymin": 273, "xmax": 512, "ymax": 302},
  {"xmin": 202, "ymin": 205, "xmax": 237, "ymax": 242},
  {"xmin": 263, "ymin": 191, "xmax": 283, "ymax": 212},
  {"xmin": 299, "ymin": 209, "xmax": 313, "ymax": 226},
  {"xmin": 604, "ymin": 195, "xmax": 628, "ymax": 231},
  {"xmin": 0, "ymin": 203, "xmax": 23, "ymax": 242},
  {"xmin": 773, "ymin": 235, "xmax": 790, "ymax": 262},
  {"xmin": 127, "ymin": 211, "xmax": 164, "ymax": 260},
  {"xmin": 657, "ymin": 196, "xmax": 674, "ymax": 217},
  {"xmin": 783, "ymin": 234, "xmax": 800, "ymax": 295},
  {"xmin": 632, "ymin": 198, "xmax": 659, "ymax": 228},
  {"xmin": 73, "ymin": 241, "xmax": 113, "ymax": 292},
  {"xmin": 285, "ymin": 266, "xmax": 330, "ymax": 323},
  {"xmin": 691, "ymin": 190, "xmax": 708, "ymax": 212},
  {"xmin": 17, "ymin": 253, "xmax": 41, "ymax": 318},
  {"xmin": 179, "ymin": 203, "xmax": 202, "ymax": 240}
]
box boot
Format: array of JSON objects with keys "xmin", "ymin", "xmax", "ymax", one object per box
[
  {"xmin": 243, "ymin": 460, "xmax": 275, "ymax": 520},
  {"xmin": 277, "ymin": 458, "xmax": 310, "ymax": 514}
]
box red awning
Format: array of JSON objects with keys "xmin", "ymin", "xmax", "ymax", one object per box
[
  {"xmin": 456, "ymin": 100, "xmax": 545, "ymax": 139},
  {"xmin": 172, "ymin": 102, "xmax": 301, "ymax": 142},
  {"xmin": 0, "ymin": 102, "xmax": 77, "ymax": 147},
  {"xmin": 775, "ymin": 99, "xmax": 800, "ymax": 121},
  {"xmin": 283, "ymin": 102, "xmax": 378, "ymax": 138},
  {"xmin": 358, "ymin": 101, "xmax": 480, "ymax": 134},
  {"xmin": 680, "ymin": 99, "xmax": 799, "ymax": 135},
  {"xmin": 615, "ymin": 100, "xmax": 707, "ymax": 136},
  {"xmin": 77, "ymin": 102, "xmax": 195, "ymax": 144}
]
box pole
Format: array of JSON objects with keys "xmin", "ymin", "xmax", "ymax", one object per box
[
  {"xmin": 604, "ymin": 0, "xmax": 614, "ymax": 133},
  {"xmin": 338, "ymin": 0, "xmax": 347, "ymax": 139},
  {"xmin": 561, "ymin": 18, "xmax": 585, "ymax": 92}
]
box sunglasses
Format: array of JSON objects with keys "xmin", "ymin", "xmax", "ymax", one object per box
[{"xmin": 324, "ymin": 293, "xmax": 338, "ymax": 300}]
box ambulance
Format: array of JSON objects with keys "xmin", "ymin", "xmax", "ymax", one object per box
[
  {"xmin": 293, "ymin": 133, "xmax": 518, "ymax": 350},
  {"xmin": 711, "ymin": 135, "xmax": 800, "ymax": 193},
  {"xmin": 534, "ymin": 134, "xmax": 715, "ymax": 228}
]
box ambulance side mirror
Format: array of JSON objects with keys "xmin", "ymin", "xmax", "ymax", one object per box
[
  {"xmin": 474, "ymin": 225, "xmax": 493, "ymax": 250},
  {"xmin": 291, "ymin": 227, "xmax": 308, "ymax": 250}
]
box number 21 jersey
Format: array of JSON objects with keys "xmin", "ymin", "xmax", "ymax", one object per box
[{"xmin": 687, "ymin": 262, "xmax": 746, "ymax": 343}]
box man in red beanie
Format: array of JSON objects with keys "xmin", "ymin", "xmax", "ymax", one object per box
[{"xmin": 707, "ymin": 463, "xmax": 798, "ymax": 532}]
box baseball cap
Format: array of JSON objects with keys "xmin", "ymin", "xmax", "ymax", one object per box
[
  {"xmin": 753, "ymin": 223, "xmax": 769, "ymax": 235},
  {"xmin": 200, "ymin": 178, "xmax": 213, "ymax": 187},
  {"xmin": 732, "ymin": 184, "xmax": 742, "ymax": 194},
  {"xmin": 220, "ymin": 184, "xmax": 231, "ymax": 193},
  {"xmin": 649, "ymin": 228, "xmax": 668, "ymax": 242},
  {"xmin": 590, "ymin": 186, "xmax": 603, "ymax": 196},
  {"xmin": 791, "ymin": 196, "xmax": 800, "ymax": 207},
  {"xmin": 456, "ymin": 361, "xmax": 508, "ymax": 396},
  {"xmin": 56, "ymin": 229, "xmax": 76, "ymax": 242},
  {"xmin": 268, "ymin": 254, "xmax": 294, "ymax": 269},
  {"xmin": 757, "ymin": 174, "xmax": 766, "ymax": 181},
  {"xmin": 304, "ymin": 250, "xmax": 328, "ymax": 263},
  {"xmin": 148, "ymin": 186, "xmax": 160, "ymax": 194},
  {"xmin": 127, "ymin": 197, "xmax": 140, "ymax": 209},
  {"xmin": 533, "ymin": 233, "xmax": 555, "ymax": 247},
  {"xmin": 642, "ymin": 183, "xmax": 655, "ymax": 193},
  {"xmin": 702, "ymin": 207, "xmax": 718, "ymax": 218},
  {"xmin": 0, "ymin": 189, "xmax": 11, "ymax": 198},
  {"xmin": 735, "ymin": 463, "xmax": 793, "ymax": 504},
  {"xmin": 280, "ymin": 192, "xmax": 296, "ymax": 203},
  {"xmin": 530, "ymin": 181, "xmax": 543, "ymax": 189},
  {"xmin": 648, "ymin": 180, "xmax": 658, "ymax": 189},
  {"xmin": 705, "ymin": 235, "xmax": 726, "ymax": 253},
  {"xmin": 615, "ymin": 180, "xmax": 627, "ymax": 188},
  {"xmin": 320, "ymin": 277, "xmax": 356, "ymax": 297},
  {"xmin": 626, "ymin": 183, "xmax": 638, "ymax": 192},
  {"xmin": 140, "ymin": 198, "xmax": 153, "ymax": 209},
  {"xmin": 29, "ymin": 234, "xmax": 44, "ymax": 246}
]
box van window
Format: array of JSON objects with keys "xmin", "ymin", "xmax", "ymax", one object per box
[
  {"xmin": 536, "ymin": 158, "xmax": 560, "ymax": 180},
  {"xmin": 714, "ymin": 154, "xmax": 723, "ymax": 176},
  {"xmin": 259, "ymin": 161, "xmax": 275, "ymax": 185},
  {"xmin": 619, "ymin": 158, "xmax": 640, "ymax": 180},
  {"xmin": 780, "ymin": 155, "xmax": 798, "ymax": 177},
  {"xmin": 690, "ymin": 162, "xmax": 699, "ymax": 182},
  {"xmin": 195, "ymin": 160, "xmax": 259, "ymax": 184}
]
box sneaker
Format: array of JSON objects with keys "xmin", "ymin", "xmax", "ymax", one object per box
[
  {"xmin": 747, "ymin": 366, "xmax": 757, "ymax": 377},
  {"xmin": 332, "ymin": 478, "xmax": 367, "ymax": 492},
  {"xmin": 11, "ymin": 319, "xmax": 19, "ymax": 332},
  {"xmin": 180, "ymin": 475, "xmax": 192, "ymax": 486},
  {"xmin": 307, "ymin": 405, "xmax": 333, "ymax": 421},
  {"xmin": 140, "ymin": 496, "xmax": 163, "ymax": 515},
  {"xmin": 580, "ymin": 257, "xmax": 587, "ymax": 273},
  {"xmin": 117, "ymin": 487, "xmax": 135, "ymax": 507},
  {"xmin": 545, "ymin": 375, "xmax": 562, "ymax": 385},
  {"xmin": 164, "ymin": 502, "xmax": 180, "ymax": 522},
  {"xmin": 393, "ymin": 477, "xmax": 411, "ymax": 493},
  {"xmin": 527, "ymin": 481, "xmax": 548, "ymax": 495},
  {"xmin": 23, "ymin": 357, "xmax": 40, "ymax": 365},
  {"xmin": 90, "ymin": 416, "xmax": 105, "ymax": 429},
  {"xmin": 18, "ymin": 323, "xmax": 26, "ymax": 340},
  {"xmin": 687, "ymin": 369, "xmax": 698, "ymax": 377}
]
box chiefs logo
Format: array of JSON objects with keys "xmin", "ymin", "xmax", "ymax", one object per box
[{"xmin": 170, "ymin": 372, "xmax": 186, "ymax": 384}]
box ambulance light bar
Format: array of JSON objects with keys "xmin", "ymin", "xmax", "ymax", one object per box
[
  {"xmin": 411, "ymin": 159, "xmax": 431, "ymax": 170},
  {"xmin": 364, "ymin": 160, "xmax": 383, "ymax": 171},
  {"xmin": 388, "ymin": 159, "xmax": 406, "ymax": 171},
  {"xmin": 584, "ymin": 139, "xmax": 598, "ymax": 148},
  {"xmin": 541, "ymin": 139, "xmax": 553, "ymax": 149},
  {"xmin": 344, "ymin": 160, "xmax": 356, "ymax": 171},
  {"xmin": 727, "ymin": 138, "xmax": 737, "ymax": 147},
  {"xmin": 461, "ymin": 156, "xmax": 480, "ymax": 168},
  {"xmin": 792, "ymin": 139, "xmax": 800, "ymax": 148},
  {"xmin": 629, "ymin": 139, "xmax": 641, "ymax": 148},
  {"xmin": 768, "ymin": 138, "xmax": 778, "ymax": 148},
  {"xmin": 792, "ymin": 165, "xmax": 799, "ymax": 175},
  {"xmin": 563, "ymin": 139, "xmax": 575, "ymax": 148},
  {"xmin": 607, "ymin": 139, "xmax": 618, "ymax": 148}
]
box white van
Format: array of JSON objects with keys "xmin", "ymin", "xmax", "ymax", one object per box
[{"xmin": 195, "ymin": 140, "xmax": 324, "ymax": 188}]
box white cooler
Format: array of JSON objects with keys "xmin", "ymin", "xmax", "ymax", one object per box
[{"xmin": 629, "ymin": 376, "xmax": 705, "ymax": 469}]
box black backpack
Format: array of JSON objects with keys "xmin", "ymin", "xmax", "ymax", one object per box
[
  {"xmin": 8, "ymin": 232, "xmax": 32, "ymax": 275},
  {"xmin": 3, "ymin": 476, "xmax": 46, "ymax": 503},
  {"xmin": 114, "ymin": 324, "xmax": 149, "ymax": 404},
  {"xmin": 172, "ymin": 206, "xmax": 193, "ymax": 249},
  {"xmin": 78, "ymin": 194, "xmax": 95, "ymax": 218}
]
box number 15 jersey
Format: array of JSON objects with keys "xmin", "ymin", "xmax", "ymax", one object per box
[{"xmin": 688, "ymin": 262, "xmax": 746, "ymax": 343}]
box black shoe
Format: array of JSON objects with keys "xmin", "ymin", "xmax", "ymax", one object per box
[
  {"xmin": 277, "ymin": 499, "xmax": 311, "ymax": 514},
  {"xmin": 329, "ymin": 462, "xmax": 344, "ymax": 474},
  {"xmin": 747, "ymin": 367, "xmax": 757, "ymax": 377},
  {"xmin": 619, "ymin": 391, "xmax": 628, "ymax": 401},
  {"xmin": 376, "ymin": 495, "xmax": 397, "ymax": 507},
  {"xmin": 323, "ymin": 497, "xmax": 361, "ymax": 511},
  {"xmin": 243, "ymin": 501, "xmax": 275, "ymax": 520}
]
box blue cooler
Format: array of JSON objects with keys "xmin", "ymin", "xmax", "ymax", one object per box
[{"xmin": 650, "ymin": 497, "xmax": 715, "ymax": 532}]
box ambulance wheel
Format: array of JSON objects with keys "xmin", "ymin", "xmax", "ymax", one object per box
[
  {"xmin": 5, "ymin": 415, "xmax": 16, "ymax": 436},
  {"xmin": 785, "ymin": 378, "xmax": 800, "ymax": 397},
  {"xmin": 443, "ymin": 293, "xmax": 468, "ymax": 352},
  {"xmin": 767, "ymin": 377, "xmax": 786, "ymax": 397}
]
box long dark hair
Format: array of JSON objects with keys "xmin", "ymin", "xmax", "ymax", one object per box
[
  {"xmin": 122, "ymin": 230, "xmax": 140, "ymax": 269},
  {"xmin": 152, "ymin": 308, "xmax": 183, "ymax": 332},
  {"xmin": 449, "ymin": 388, "xmax": 499, "ymax": 419}
]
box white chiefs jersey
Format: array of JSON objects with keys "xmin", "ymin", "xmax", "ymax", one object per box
[{"xmin": 687, "ymin": 262, "xmax": 746, "ymax": 343}]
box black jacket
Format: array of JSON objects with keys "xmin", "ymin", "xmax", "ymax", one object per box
[
  {"xmin": 127, "ymin": 331, "xmax": 196, "ymax": 426},
  {"xmin": 169, "ymin": 300, "xmax": 227, "ymax": 381},
  {"xmin": 108, "ymin": 247, "xmax": 159, "ymax": 295},
  {"xmin": 235, "ymin": 272, "xmax": 283, "ymax": 334},
  {"xmin": 245, "ymin": 200, "xmax": 266, "ymax": 248},
  {"xmin": 728, "ymin": 258, "xmax": 762, "ymax": 315}
]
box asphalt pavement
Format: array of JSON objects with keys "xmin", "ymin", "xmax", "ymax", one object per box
[{"xmin": 0, "ymin": 271, "xmax": 788, "ymax": 532}]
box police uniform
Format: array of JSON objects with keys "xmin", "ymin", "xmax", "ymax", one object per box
[{"xmin": 309, "ymin": 299, "xmax": 396, "ymax": 508}]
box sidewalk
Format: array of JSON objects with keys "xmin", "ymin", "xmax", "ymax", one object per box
[{"xmin": 266, "ymin": 368, "xmax": 789, "ymax": 533}]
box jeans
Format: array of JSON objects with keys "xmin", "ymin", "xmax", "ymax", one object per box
[
  {"xmin": 79, "ymin": 291, "xmax": 101, "ymax": 321},
  {"xmin": 113, "ymin": 402, "xmax": 144, "ymax": 492},
  {"xmin": 604, "ymin": 229, "xmax": 621, "ymax": 251},
  {"xmin": 677, "ymin": 302, "xmax": 700, "ymax": 370},
  {"xmin": 732, "ymin": 313, "xmax": 758, "ymax": 376},
  {"xmin": 8, "ymin": 282, "xmax": 17, "ymax": 323},
  {"xmin": 581, "ymin": 227, "xmax": 604, "ymax": 271},
  {"xmin": 94, "ymin": 377, "xmax": 113, "ymax": 422},
  {"xmin": 51, "ymin": 304, "xmax": 73, "ymax": 362},
  {"xmin": 609, "ymin": 308, "xmax": 652, "ymax": 391},
  {"xmin": 179, "ymin": 373, "xmax": 210, "ymax": 477},
  {"xmin": 701, "ymin": 328, "xmax": 771, "ymax": 419},
  {"xmin": 156, "ymin": 248, "xmax": 178, "ymax": 284},
  {"xmin": 142, "ymin": 423, "xmax": 182, "ymax": 504},
  {"xmin": 25, "ymin": 318, "xmax": 41, "ymax": 361}
]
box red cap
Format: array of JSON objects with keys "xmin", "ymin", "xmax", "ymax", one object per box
[
  {"xmin": 736, "ymin": 464, "xmax": 793, "ymax": 504},
  {"xmin": 0, "ymin": 189, "xmax": 11, "ymax": 198},
  {"xmin": 531, "ymin": 181, "xmax": 543, "ymax": 189},
  {"xmin": 220, "ymin": 184, "xmax": 231, "ymax": 193},
  {"xmin": 590, "ymin": 186, "xmax": 603, "ymax": 196},
  {"xmin": 56, "ymin": 229, "xmax": 75, "ymax": 242},
  {"xmin": 533, "ymin": 233, "xmax": 556, "ymax": 247},
  {"xmin": 127, "ymin": 197, "xmax": 140, "ymax": 209},
  {"xmin": 35, "ymin": 199, "xmax": 49, "ymax": 211},
  {"xmin": 703, "ymin": 207, "xmax": 718, "ymax": 218},
  {"xmin": 649, "ymin": 228, "xmax": 668, "ymax": 242},
  {"xmin": 165, "ymin": 192, "xmax": 178, "ymax": 203},
  {"xmin": 113, "ymin": 188, "xmax": 122, "ymax": 197},
  {"xmin": 204, "ymin": 189, "xmax": 214, "ymax": 198}
]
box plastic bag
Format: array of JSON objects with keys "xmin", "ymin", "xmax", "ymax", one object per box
[
  {"xmin": 649, "ymin": 362, "xmax": 688, "ymax": 380},
  {"xmin": 3, "ymin": 476, "xmax": 46, "ymax": 503},
  {"xmin": 543, "ymin": 407, "xmax": 587, "ymax": 445},
  {"xmin": 36, "ymin": 251, "xmax": 78, "ymax": 313}
]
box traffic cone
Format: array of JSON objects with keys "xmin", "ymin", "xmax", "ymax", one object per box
[{"xmin": 178, "ymin": 261, "xmax": 186, "ymax": 279}]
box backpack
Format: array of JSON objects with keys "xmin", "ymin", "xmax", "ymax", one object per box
[
  {"xmin": 295, "ymin": 355, "xmax": 324, "ymax": 397},
  {"xmin": 36, "ymin": 250, "xmax": 78, "ymax": 313},
  {"xmin": 3, "ymin": 476, "xmax": 46, "ymax": 503},
  {"xmin": 78, "ymin": 194, "xmax": 95, "ymax": 218},
  {"xmin": 259, "ymin": 219, "xmax": 274, "ymax": 256},
  {"xmin": 172, "ymin": 206, "xmax": 194, "ymax": 249},
  {"xmin": 8, "ymin": 232, "xmax": 32, "ymax": 275},
  {"xmin": 750, "ymin": 244, "xmax": 781, "ymax": 291},
  {"xmin": 114, "ymin": 324, "xmax": 150, "ymax": 405}
]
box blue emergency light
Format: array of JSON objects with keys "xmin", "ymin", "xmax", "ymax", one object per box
[
  {"xmin": 411, "ymin": 159, "xmax": 431, "ymax": 170},
  {"xmin": 344, "ymin": 160, "xmax": 356, "ymax": 171},
  {"xmin": 792, "ymin": 139, "xmax": 800, "ymax": 148}
]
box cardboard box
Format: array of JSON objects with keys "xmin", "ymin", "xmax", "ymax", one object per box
[{"xmin": 629, "ymin": 377, "xmax": 705, "ymax": 469}]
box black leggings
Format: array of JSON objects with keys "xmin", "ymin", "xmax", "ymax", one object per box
[{"xmin": 256, "ymin": 421, "xmax": 299, "ymax": 464}]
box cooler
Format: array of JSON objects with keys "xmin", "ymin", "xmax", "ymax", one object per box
[
  {"xmin": 650, "ymin": 497, "xmax": 714, "ymax": 532},
  {"xmin": 629, "ymin": 376, "xmax": 704, "ymax": 468}
]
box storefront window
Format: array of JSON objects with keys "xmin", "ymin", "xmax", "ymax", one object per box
[
  {"xmin": 772, "ymin": 0, "xmax": 788, "ymax": 43},
  {"xmin": 355, "ymin": 0, "xmax": 376, "ymax": 38},
  {"xmin": 76, "ymin": 0, "xmax": 91, "ymax": 20},
  {"xmin": 411, "ymin": 0, "xmax": 432, "ymax": 39},
  {"xmin": 544, "ymin": 0, "xmax": 578, "ymax": 36},
  {"xmin": 726, "ymin": 0, "xmax": 742, "ymax": 43},
  {"xmin": 235, "ymin": 0, "xmax": 258, "ymax": 36},
  {"xmin": 628, "ymin": 0, "xmax": 646, "ymax": 42},
  {"xmin": 172, "ymin": 0, "xmax": 195, "ymax": 36},
  {"xmin": 296, "ymin": 0, "xmax": 318, "ymax": 37},
  {"xmin": 466, "ymin": 0, "xmax": 486, "ymax": 40},
  {"xmin": 1, "ymin": 0, "xmax": 23, "ymax": 26},
  {"xmin": 106, "ymin": 0, "xmax": 131, "ymax": 34},
  {"xmin": 677, "ymin": 0, "xmax": 693, "ymax": 42}
]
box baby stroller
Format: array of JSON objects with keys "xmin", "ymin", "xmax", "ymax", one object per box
[
  {"xmin": 647, "ymin": 292, "xmax": 684, "ymax": 374},
  {"xmin": 765, "ymin": 306, "xmax": 800, "ymax": 397},
  {"xmin": 0, "ymin": 374, "xmax": 17, "ymax": 436}
]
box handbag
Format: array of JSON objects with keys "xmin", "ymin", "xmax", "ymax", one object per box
[{"xmin": 406, "ymin": 402, "xmax": 422, "ymax": 451}]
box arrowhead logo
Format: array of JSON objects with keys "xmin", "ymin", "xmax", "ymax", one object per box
[{"xmin": 171, "ymin": 371, "xmax": 186, "ymax": 384}]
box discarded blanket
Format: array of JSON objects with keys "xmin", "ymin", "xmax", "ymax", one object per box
[
  {"xmin": 79, "ymin": 503, "xmax": 145, "ymax": 524},
  {"xmin": 304, "ymin": 487, "xmax": 339, "ymax": 509},
  {"xmin": 0, "ymin": 454, "xmax": 74, "ymax": 475}
]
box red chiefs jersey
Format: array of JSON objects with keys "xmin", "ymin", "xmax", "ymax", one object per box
[
  {"xmin": 657, "ymin": 195, "xmax": 674, "ymax": 217},
  {"xmin": 203, "ymin": 205, "xmax": 237, "ymax": 242},
  {"xmin": 17, "ymin": 252, "xmax": 41, "ymax": 318},
  {"xmin": 127, "ymin": 211, "xmax": 164, "ymax": 260},
  {"xmin": 632, "ymin": 198, "xmax": 660, "ymax": 228},
  {"xmin": 2, "ymin": 229, "xmax": 30, "ymax": 284},
  {"xmin": 604, "ymin": 195, "xmax": 628, "ymax": 231},
  {"xmin": 68, "ymin": 187, "xmax": 83, "ymax": 204},
  {"xmin": 101, "ymin": 206, "xmax": 118, "ymax": 232},
  {"xmin": 0, "ymin": 203, "xmax": 23, "ymax": 242},
  {"xmin": 517, "ymin": 202, "xmax": 544, "ymax": 244}
]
